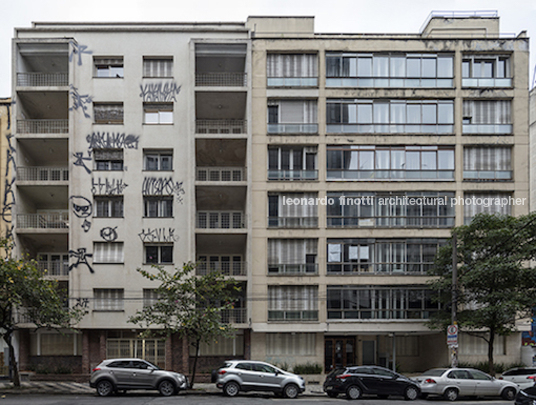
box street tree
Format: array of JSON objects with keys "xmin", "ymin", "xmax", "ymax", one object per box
[
  {"xmin": 428, "ymin": 213, "xmax": 536, "ymax": 375},
  {"xmin": 0, "ymin": 242, "xmax": 86, "ymax": 387},
  {"xmin": 129, "ymin": 262, "xmax": 241, "ymax": 387}
]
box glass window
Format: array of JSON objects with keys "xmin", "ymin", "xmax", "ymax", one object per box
[
  {"xmin": 145, "ymin": 244, "xmax": 173, "ymax": 264},
  {"xmin": 144, "ymin": 150, "xmax": 173, "ymax": 171},
  {"xmin": 357, "ymin": 57, "xmax": 372, "ymax": 77},
  {"xmin": 143, "ymin": 57, "xmax": 173, "ymax": 78},
  {"xmin": 144, "ymin": 103, "xmax": 173, "ymax": 124},
  {"xmin": 94, "ymin": 103, "xmax": 124, "ymax": 124},
  {"xmin": 94, "ymin": 57, "xmax": 124, "ymax": 78}
]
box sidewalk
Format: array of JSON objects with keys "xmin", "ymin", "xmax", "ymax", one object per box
[{"xmin": 0, "ymin": 381, "xmax": 325, "ymax": 396}]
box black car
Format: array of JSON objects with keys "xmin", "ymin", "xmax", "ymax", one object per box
[
  {"xmin": 515, "ymin": 384, "xmax": 536, "ymax": 405},
  {"xmin": 323, "ymin": 365, "xmax": 420, "ymax": 400}
]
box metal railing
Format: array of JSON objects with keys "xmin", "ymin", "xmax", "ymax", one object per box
[
  {"xmin": 462, "ymin": 124, "xmax": 512, "ymax": 134},
  {"xmin": 197, "ymin": 212, "xmax": 245, "ymax": 229},
  {"xmin": 420, "ymin": 10, "xmax": 499, "ymax": 33},
  {"xmin": 196, "ymin": 261, "xmax": 247, "ymax": 276},
  {"xmin": 268, "ymin": 263, "xmax": 319, "ymax": 276},
  {"xmin": 17, "ymin": 72, "xmax": 68, "ymax": 87},
  {"xmin": 268, "ymin": 310, "xmax": 318, "ymax": 321},
  {"xmin": 37, "ymin": 259, "xmax": 69, "ymax": 277},
  {"xmin": 327, "ymin": 263, "xmax": 434, "ymax": 275},
  {"xmin": 17, "ymin": 167, "xmax": 69, "ymax": 182},
  {"xmin": 196, "ymin": 167, "xmax": 245, "ymax": 182},
  {"xmin": 463, "ymin": 170, "xmax": 512, "ymax": 180},
  {"xmin": 267, "ymin": 77, "xmax": 318, "ymax": 87},
  {"xmin": 268, "ymin": 170, "xmax": 318, "ymax": 181},
  {"xmin": 462, "ymin": 78, "xmax": 512, "ymax": 88},
  {"xmin": 196, "ymin": 72, "xmax": 247, "ymax": 87},
  {"xmin": 267, "ymin": 123, "xmax": 318, "ymax": 134},
  {"xmin": 326, "ymin": 77, "xmax": 453, "ymax": 88},
  {"xmin": 196, "ymin": 120, "xmax": 247, "ymax": 134},
  {"xmin": 17, "ymin": 119, "xmax": 69, "ymax": 134},
  {"xmin": 327, "ymin": 123, "xmax": 454, "ymax": 135},
  {"xmin": 268, "ymin": 217, "xmax": 318, "ymax": 228},
  {"xmin": 17, "ymin": 212, "xmax": 69, "ymax": 229},
  {"xmin": 327, "ymin": 169, "xmax": 454, "ymax": 181},
  {"xmin": 328, "ymin": 309, "xmax": 436, "ymax": 320},
  {"xmin": 327, "ymin": 216, "xmax": 455, "ymax": 228},
  {"xmin": 221, "ymin": 308, "xmax": 247, "ymax": 324}
]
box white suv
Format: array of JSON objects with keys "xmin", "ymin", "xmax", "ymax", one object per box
[
  {"xmin": 500, "ymin": 368, "xmax": 536, "ymax": 389},
  {"xmin": 212, "ymin": 360, "xmax": 305, "ymax": 398}
]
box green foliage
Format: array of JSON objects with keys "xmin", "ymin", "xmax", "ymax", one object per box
[
  {"xmin": 292, "ymin": 362, "xmax": 323, "ymax": 375},
  {"xmin": 428, "ymin": 213, "xmax": 536, "ymax": 374},
  {"xmin": 275, "ymin": 362, "xmax": 290, "ymax": 371}
]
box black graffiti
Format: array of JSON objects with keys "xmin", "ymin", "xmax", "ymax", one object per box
[
  {"xmin": 69, "ymin": 42, "xmax": 92, "ymax": 66},
  {"xmin": 73, "ymin": 151, "xmax": 92, "ymax": 174},
  {"xmin": 92, "ymin": 178, "xmax": 128, "ymax": 195},
  {"xmin": 140, "ymin": 82, "xmax": 181, "ymax": 102},
  {"xmin": 69, "ymin": 85, "xmax": 93, "ymax": 118},
  {"xmin": 142, "ymin": 177, "xmax": 185, "ymax": 202},
  {"xmin": 69, "ymin": 248, "xmax": 94, "ymax": 273},
  {"xmin": 73, "ymin": 298, "xmax": 90, "ymax": 309},
  {"xmin": 138, "ymin": 228, "xmax": 177, "ymax": 243},
  {"xmin": 100, "ymin": 227, "xmax": 118, "ymax": 242},
  {"xmin": 1, "ymin": 126, "xmax": 15, "ymax": 241},
  {"xmin": 70, "ymin": 196, "xmax": 92, "ymax": 232},
  {"xmin": 86, "ymin": 132, "xmax": 140, "ymax": 152}
]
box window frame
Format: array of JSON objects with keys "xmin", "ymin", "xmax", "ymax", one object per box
[
  {"xmin": 143, "ymin": 150, "xmax": 173, "ymax": 171},
  {"xmin": 143, "ymin": 196, "xmax": 173, "ymax": 218},
  {"xmin": 143, "ymin": 57, "xmax": 173, "ymax": 78},
  {"xmin": 93, "ymin": 102, "xmax": 124, "ymax": 125},
  {"xmin": 94, "ymin": 57, "xmax": 124, "ymax": 78},
  {"xmin": 93, "ymin": 149, "xmax": 124, "ymax": 171},
  {"xmin": 143, "ymin": 103, "xmax": 173, "ymax": 125},
  {"xmin": 94, "ymin": 196, "xmax": 124, "ymax": 218},
  {"xmin": 144, "ymin": 244, "xmax": 174, "ymax": 265}
]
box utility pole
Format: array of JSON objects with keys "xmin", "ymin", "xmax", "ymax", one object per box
[{"xmin": 451, "ymin": 232, "xmax": 458, "ymax": 368}]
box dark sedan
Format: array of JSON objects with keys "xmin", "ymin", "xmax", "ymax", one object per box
[
  {"xmin": 515, "ymin": 384, "xmax": 536, "ymax": 405},
  {"xmin": 323, "ymin": 365, "xmax": 420, "ymax": 400}
]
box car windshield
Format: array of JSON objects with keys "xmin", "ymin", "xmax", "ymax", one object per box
[
  {"xmin": 144, "ymin": 360, "xmax": 160, "ymax": 370},
  {"xmin": 422, "ymin": 369, "xmax": 448, "ymax": 377}
]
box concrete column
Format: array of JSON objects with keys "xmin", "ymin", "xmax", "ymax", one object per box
[{"xmin": 81, "ymin": 330, "xmax": 89, "ymax": 373}]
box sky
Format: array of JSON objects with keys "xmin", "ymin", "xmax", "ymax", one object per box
[{"xmin": 1, "ymin": 0, "xmax": 536, "ymax": 96}]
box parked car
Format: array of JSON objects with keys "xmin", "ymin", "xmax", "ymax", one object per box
[
  {"xmin": 322, "ymin": 365, "xmax": 420, "ymax": 400},
  {"xmin": 515, "ymin": 384, "xmax": 536, "ymax": 405},
  {"xmin": 500, "ymin": 367, "xmax": 536, "ymax": 389},
  {"xmin": 416, "ymin": 368, "xmax": 518, "ymax": 401},
  {"xmin": 212, "ymin": 360, "xmax": 305, "ymax": 398},
  {"xmin": 89, "ymin": 358, "xmax": 188, "ymax": 397}
]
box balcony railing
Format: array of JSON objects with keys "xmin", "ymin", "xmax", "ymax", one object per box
[
  {"xmin": 197, "ymin": 212, "xmax": 245, "ymax": 229},
  {"xmin": 17, "ymin": 119, "xmax": 69, "ymax": 134},
  {"xmin": 221, "ymin": 308, "xmax": 247, "ymax": 324},
  {"xmin": 327, "ymin": 123, "xmax": 454, "ymax": 135},
  {"xmin": 17, "ymin": 212, "xmax": 69, "ymax": 229},
  {"xmin": 268, "ymin": 170, "xmax": 318, "ymax": 181},
  {"xmin": 196, "ymin": 119, "xmax": 247, "ymax": 134},
  {"xmin": 327, "ymin": 216, "xmax": 455, "ymax": 228},
  {"xmin": 268, "ymin": 310, "xmax": 318, "ymax": 321},
  {"xmin": 462, "ymin": 124, "xmax": 512, "ymax": 134},
  {"xmin": 38, "ymin": 259, "xmax": 69, "ymax": 277},
  {"xmin": 17, "ymin": 167, "xmax": 69, "ymax": 182},
  {"xmin": 327, "ymin": 262, "xmax": 433, "ymax": 275},
  {"xmin": 17, "ymin": 72, "xmax": 69, "ymax": 87},
  {"xmin": 326, "ymin": 77, "xmax": 453, "ymax": 88},
  {"xmin": 463, "ymin": 170, "xmax": 512, "ymax": 181},
  {"xmin": 462, "ymin": 78, "xmax": 512, "ymax": 88},
  {"xmin": 267, "ymin": 77, "xmax": 318, "ymax": 87},
  {"xmin": 268, "ymin": 263, "xmax": 319, "ymax": 276},
  {"xmin": 267, "ymin": 123, "xmax": 318, "ymax": 134},
  {"xmin": 268, "ymin": 217, "xmax": 318, "ymax": 228},
  {"xmin": 195, "ymin": 72, "xmax": 247, "ymax": 87},
  {"xmin": 196, "ymin": 261, "xmax": 247, "ymax": 276},
  {"xmin": 327, "ymin": 170, "xmax": 454, "ymax": 181},
  {"xmin": 196, "ymin": 167, "xmax": 245, "ymax": 182}
]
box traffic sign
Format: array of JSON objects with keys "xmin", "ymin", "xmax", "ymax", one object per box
[{"xmin": 447, "ymin": 324, "xmax": 458, "ymax": 347}]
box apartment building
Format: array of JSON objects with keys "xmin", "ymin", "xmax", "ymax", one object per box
[{"xmin": 10, "ymin": 11, "xmax": 531, "ymax": 376}]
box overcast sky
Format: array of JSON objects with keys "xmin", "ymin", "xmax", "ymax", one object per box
[{"xmin": 1, "ymin": 0, "xmax": 535, "ymax": 96}]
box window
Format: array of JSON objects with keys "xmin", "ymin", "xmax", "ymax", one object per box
[
  {"xmin": 95, "ymin": 196, "xmax": 123, "ymax": 218},
  {"xmin": 30, "ymin": 332, "xmax": 82, "ymax": 356},
  {"xmin": 268, "ymin": 146, "xmax": 317, "ymax": 180},
  {"xmin": 144, "ymin": 150, "xmax": 172, "ymax": 171},
  {"xmin": 94, "ymin": 242, "xmax": 124, "ymax": 263},
  {"xmin": 463, "ymin": 147, "xmax": 512, "ymax": 180},
  {"xmin": 94, "ymin": 103, "xmax": 124, "ymax": 124},
  {"xmin": 267, "ymin": 54, "xmax": 318, "ymax": 86},
  {"xmin": 459, "ymin": 333, "xmax": 505, "ymax": 355},
  {"xmin": 462, "ymin": 55, "xmax": 511, "ymax": 87},
  {"xmin": 143, "ymin": 57, "xmax": 173, "ymax": 78},
  {"xmin": 462, "ymin": 100, "xmax": 512, "ymax": 134},
  {"xmin": 190, "ymin": 334, "xmax": 244, "ymax": 356},
  {"xmin": 327, "ymin": 191, "xmax": 455, "ymax": 228},
  {"xmin": 197, "ymin": 255, "xmax": 244, "ymax": 276},
  {"xmin": 267, "ymin": 100, "xmax": 318, "ymax": 134},
  {"xmin": 37, "ymin": 253, "xmax": 69, "ymax": 276},
  {"xmin": 107, "ymin": 338, "xmax": 165, "ymax": 368},
  {"xmin": 463, "ymin": 192, "xmax": 513, "ymax": 224},
  {"xmin": 266, "ymin": 333, "xmax": 316, "ymax": 356},
  {"xmin": 267, "ymin": 239, "xmax": 317, "ymax": 275},
  {"xmin": 327, "ymin": 99, "xmax": 454, "ymax": 134},
  {"xmin": 268, "ymin": 193, "xmax": 318, "ymax": 228},
  {"xmin": 94, "ymin": 57, "xmax": 124, "ymax": 78},
  {"xmin": 144, "ymin": 103, "xmax": 173, "ymax": 124},
  {"xmin": 94, "ymin": 149, "xmax": 123, "ymax": 171},
  {"xmin": 143, "ymin": 196, "xmax": 173, "ymax": 218},
  {"xmin": 268, "ymin": 285, "xmax": 318, "ymax": 321},
  {"xmin": 327, "ymin": 286, "xmax": 438, "ymax": 320},
  {"xmin": 326, "ymin": 145, "xmax": 454, "ymax": 180},
  {"xmin": 143, "ymin": 289, "xmax": 159, "ymax": 308},
  {"xmin": 145, "ymin": 244, "xmax": 173, "ymax": 264},
  {"xmin": 94, "ymin": 288, "xmax": 124, "ymax": 311}
]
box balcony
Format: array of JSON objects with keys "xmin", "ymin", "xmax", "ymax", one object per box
[
  {"xmin": 196, "ymin": 73, "xmax": 247, "ymax": 87},
  {"xmin": 268, "ymin": 217, "xmax": 318, "ymax": 228},
  {"xmin": 38, "ymin": 259, "xmax": 69, "ymax": 277},
  {"xmin": 268, "ymin": 123, "xmax": 318, "ymax": 135},
  {"xmin": 268, "ymin": 310, "xmax": 318, "ymax": 321},
  {"xmin": 268, "ymin": 263, "xmax": 319, "ymax": 276},
  {"xmin": 326, "ymin": 77, "xmax": 453, "ymax": 88},
  {"xmin": 17, "ymin": 167, "xmax": 69, "ymax": 182},
  {"xmin": 17, "ymin": 119, "xmax": 69, "ymax": 134},
  {"xmin": 327, "ymin": 169, "xmax": 454, "ymax": 181},
  {"xmin": 197, "ymin": 167, "xmax": 245, "ymax": 182},
  {"xmin": 463, "ymin": 170, "xmax": 512, "ymax": 181},
  {"xmin": 267, "ymin": 77, "xmax": 318, "ymax": 87},
  {"xmin": 327, "ymin": 123, "xmax": 453, "ymax": 135},
  {"xmin": 17, "ymin": 72, "xmax": 68, "ymax": 87},
  {"xmin": 196, "ymin": 119, "xmax": 247, "ymax": 135},
  {"xmin": 221, "ymin": 308, "xmax": 247, "ymax": 324},
  {"xmin": 197, "ymin": 211, "xmax": 245, "ymax": 229},
  {"xmin": 462, "ymin": 78, "xmax": 512, "ymax": 88},
  {"xmin": 17, "ymin": 212, "xmax": 69, "ymax": 230},
  {"xmin": 462, "ymin": 124, "xmax": 512, "ymax": 135},
  {"xmin": 268, "ymin": 170, "xmax": 318, "ymax": 181},
  {"xmin": 196, "ymin": 260, "xmax": 247, "ymax": 276}
]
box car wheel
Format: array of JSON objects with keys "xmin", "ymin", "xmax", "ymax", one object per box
[
  {"xmin": 158, "ymin": 380, "xmax": 175, "ymax": 397},
  {"xmin": 224, "ymin": 381, "xmax": 240, "ymax": 397},
  {"xmin": 346, "ymin": 385, "xmax": 362, "ymax": 400},
  {"xmin": 327, "ymin": 392, "xmax": 339, "ymax": 398},
  {"xmin": 96, "ymin": 379, "xmax": 114, "ymax": 397},
  {"xmin": 405, "ymin": 386, "xmax": 419, "ymax": 401},
  {"xmin": 284, "ymin": 383, "xmax": 299, "ymax": 399},
  {"xmin": 501, "ymin": 387, "xmax": 516, "ymax": 401},
  {"xmin": 443, "ymin": 387, "xmax": 459, "ymax": 401}
]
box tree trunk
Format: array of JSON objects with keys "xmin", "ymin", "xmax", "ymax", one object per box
[
  {"xmin": 488, "ymin": 329, "xmax": 495, "ymax": 376},
  {"xmin": 190, "ymin": 339, "xmax": 200, "ymax": 389},
  {"xmin": 4, "ymin": 331, "xmax": 20, "ymax": 387}
]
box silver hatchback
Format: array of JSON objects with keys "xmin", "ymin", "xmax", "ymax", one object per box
[
  {"xmin": 213, "ymin": 360, "xmax": 306, "ymax": 398},
  {"xmin": 89, "ymin": 358, "xmax": 188, "ymax": 397}
]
